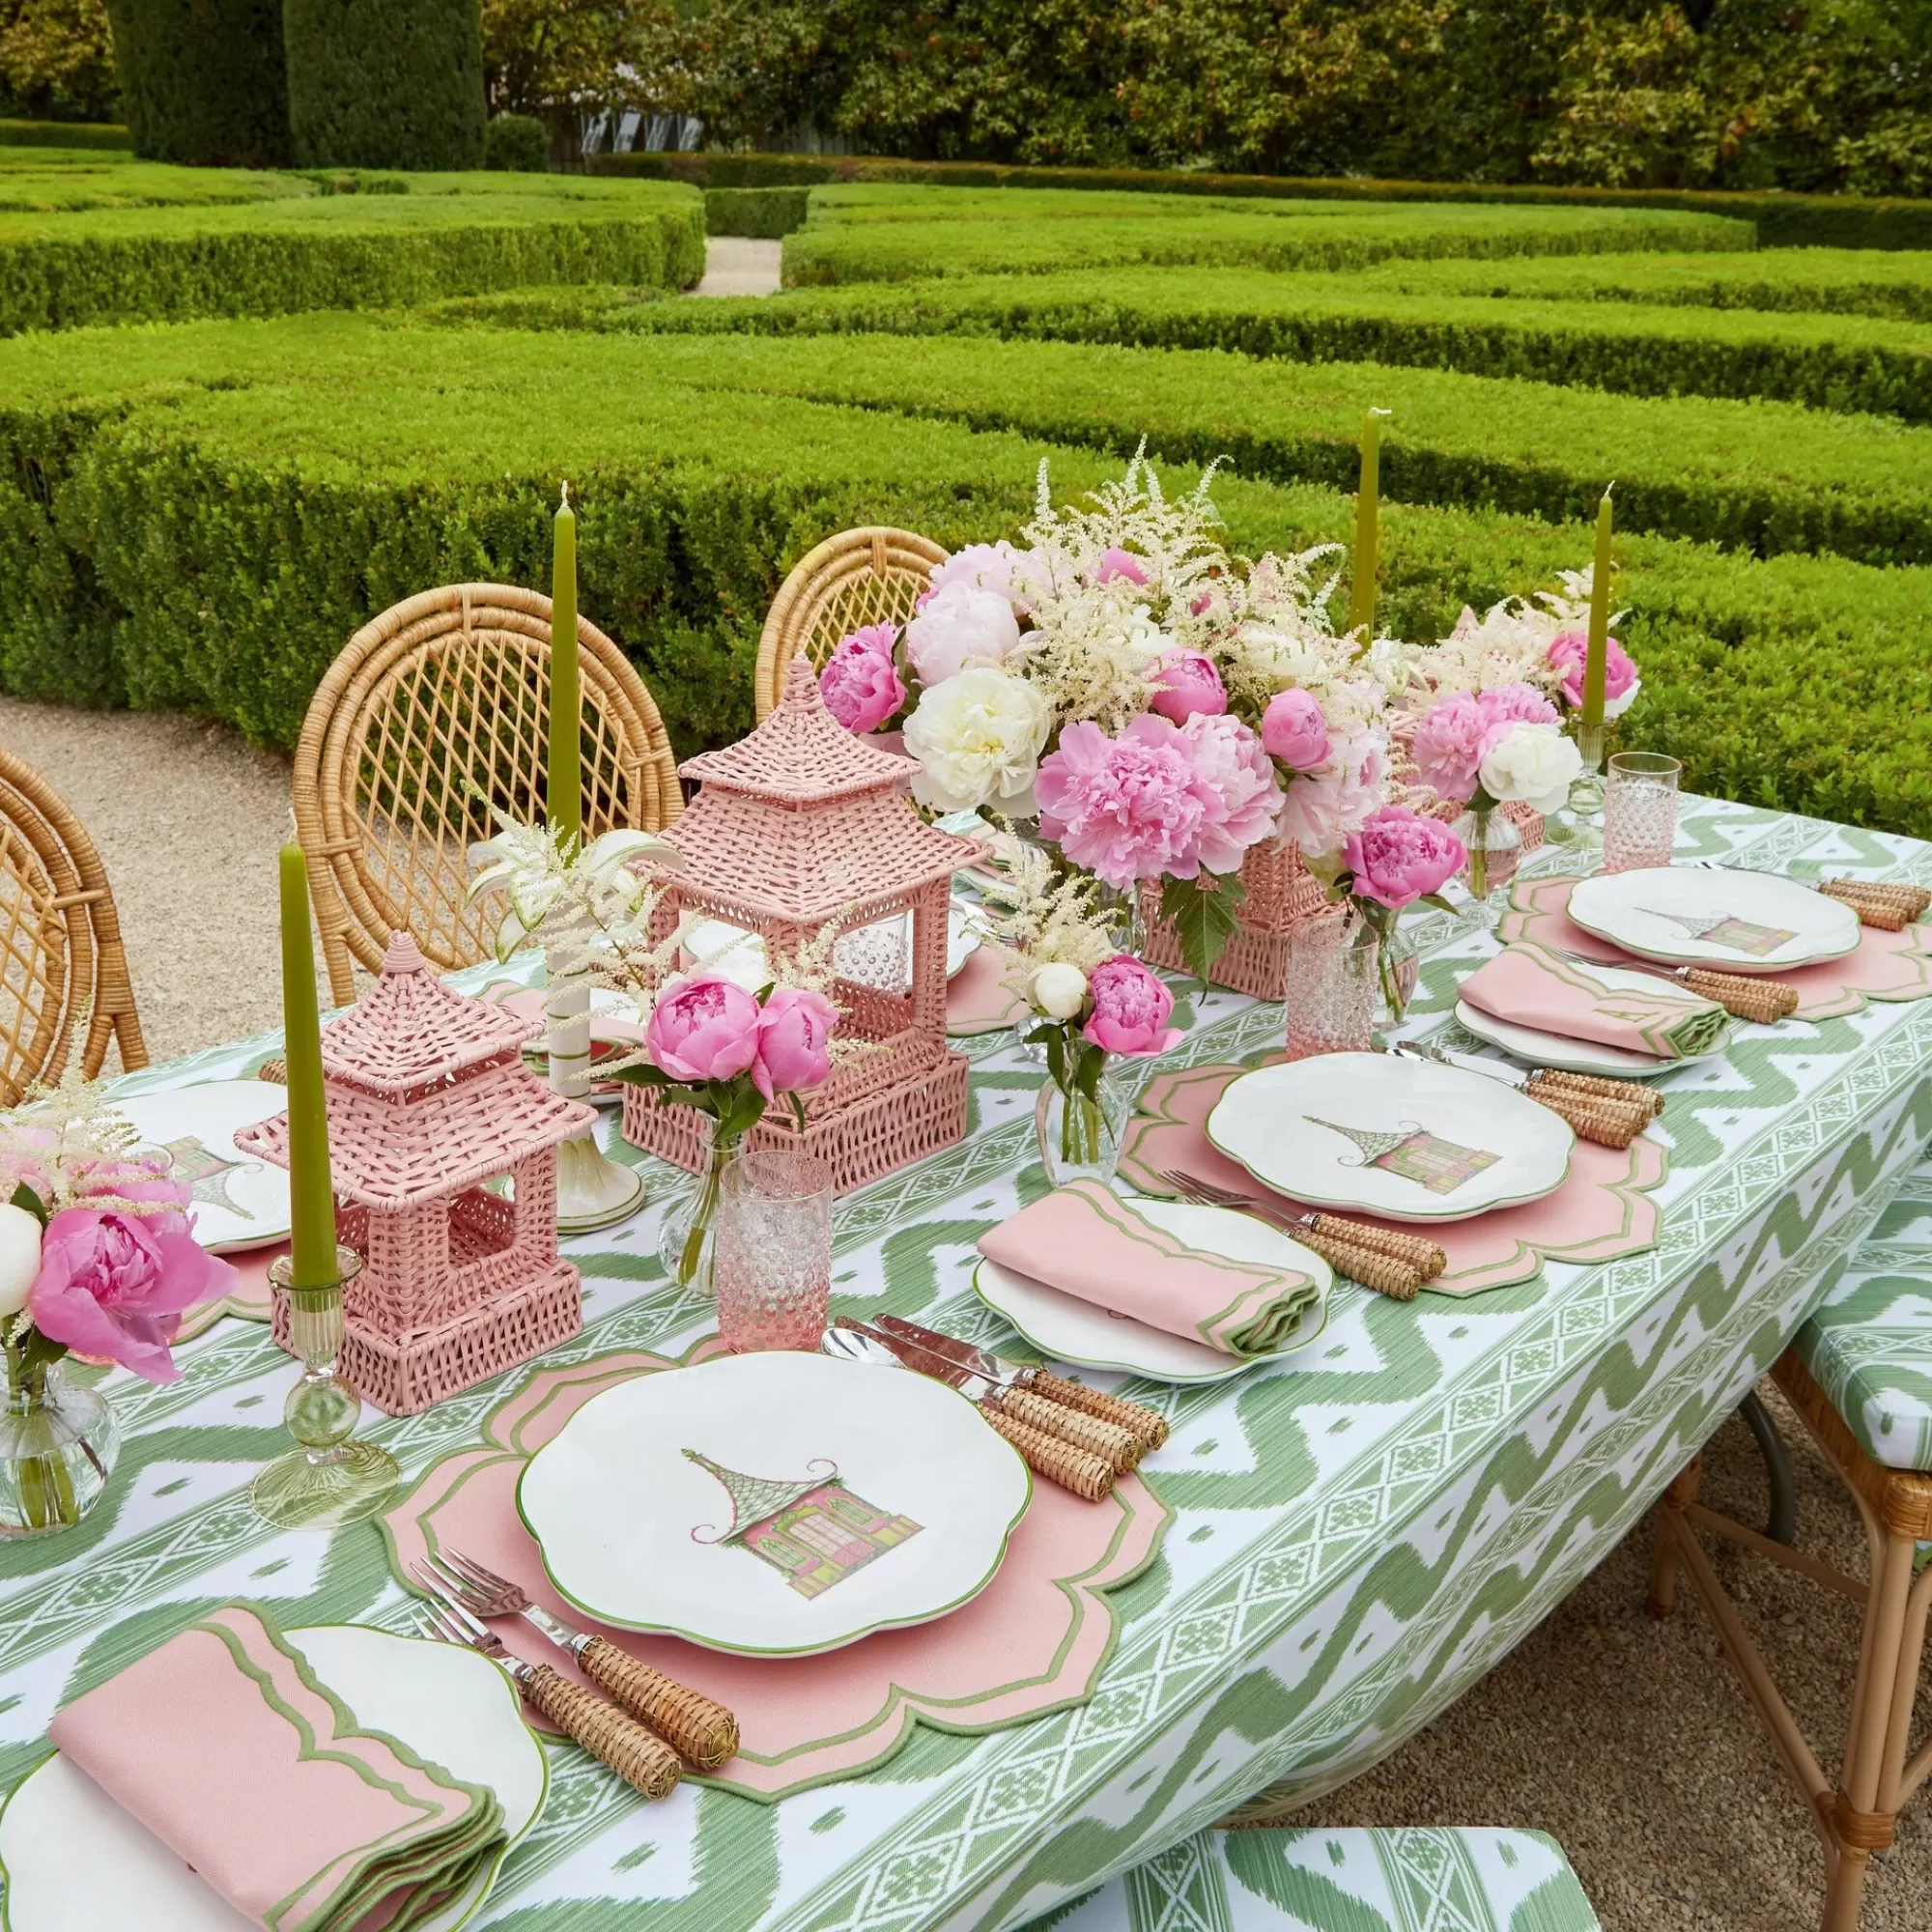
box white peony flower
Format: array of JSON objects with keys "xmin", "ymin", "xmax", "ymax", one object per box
[
  {"xmin": 904, "ymin": 581, "xmax": 1022, "ymax": 687},
  {"xmin": 1031, "ymin": 961, "xmax": 1089, "ymax": 1020},
  {"xmin": 1479, "ymin": 723, "xmax": 1583, "ymax": 814},
  {"xmin": 0, "ymin": 1202, "xmax": 42, "ymax": 1319},
  {"xmin": 903, "ymin": 666, "xmax": 1051, "ymax": 815},
  {"xmin": 926, "ymin": 542, "xmax": 1041, "ymax": 617}
]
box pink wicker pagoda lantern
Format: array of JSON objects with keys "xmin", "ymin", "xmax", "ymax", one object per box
[
  {"xmin": 238, "ymin": 932, "xmax": 598, "ymax": 1415},
  {"xmin": 623, "ymin": 656, "xmax": 980, "ymax": 1193}
]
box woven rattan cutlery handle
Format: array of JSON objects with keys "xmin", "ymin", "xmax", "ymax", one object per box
[
  {"xmin": 1307, "ymin": 1212, "xmax": 1446, "ymax": 1280},
  {"xmin": 579, "ymin": 1637, "xmax": 739, "ymax": 1770},
  {"xmin": 1530, "ymin": 1067, "xmax": 1666, "ymax": 1121},
  {"xmin": 978, "ymin": 1405, "xmax": 1115, "ymax": 1500},
  {"xmin": 1821, "ymin": 887, "xmax": 1908, "ymax": 931},
  {"xmin": 1822, "ymin": 878, "xmax": 1927, "ymax": 923},
  {"xmin": 1293, "ymin": 1227, "xmax": 1422, "ymax": 1301},
  {"xmin": 987, "ymin": 1386, "xmax": 1140, "ymax": 1472},
  {"xmin": 523, "ymin": 1663, "xmax": 681, "ymax": 1799},
  {"xmin": 1682, "ymin": 969, "xmax": 1800, "ymax": 1024},
  {"xmin": 1526, "ymin": 1087, "xmax": 1644, "ymax": 1150},
  {"xmin": 1025, "ymin": 1371, "xmax": 1170, "ymax": 1455}
]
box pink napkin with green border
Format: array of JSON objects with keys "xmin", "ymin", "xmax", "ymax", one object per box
[
  {"xmin": 1459, "ymin": 940, "xmax": 1729, "ymax": 1060},
  {"xmin": 977, "ymin": 1179, "xmax": 1320, "ymax": 1356},
  {"xmin": 47, "ymin": 1603, "xmax": 505, "ymax": 1932}
]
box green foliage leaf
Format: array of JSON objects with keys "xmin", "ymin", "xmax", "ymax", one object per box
[
  {"xmin": 8, "ymin": 1182, "xmax": 47, "ymax": 1228},
  {"xmin": 1160, "ymin": 871, "xmax": 1247, "ymax": 979}
]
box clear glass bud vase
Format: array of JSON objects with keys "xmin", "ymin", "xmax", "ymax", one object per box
[
  {"xmin": 1372, "ymin": 917, "xmax": 1420, "ymax": 1028},
  {"xmin": 1452, "ymin": 807, "xmax": 1521, "ymax": 907},
  {"xmin": 1036, "ymin": 1065, "xmax": 1132, "ymax": 1188},
  {"xmin": 0, "ymin": 1363, "xmax": 119, "ymax": 1539},
  {"xmin": 659, "ymin": 1119, "xmax": 737, "ymax": 1294}
]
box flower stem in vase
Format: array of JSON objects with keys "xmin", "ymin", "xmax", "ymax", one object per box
[
  {"xmin": 1, "ymin": 1357, "xmax": 121, "ymax": 1539},
  {"xmin": 661, "ymin": 1120, "xmax": 736, "ymax": 1294}
]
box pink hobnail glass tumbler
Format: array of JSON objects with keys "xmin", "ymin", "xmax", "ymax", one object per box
[
  {"xmin": 715, "ymin": 1150, "xmax": 834, "ymax": 1352},
  {"xmin": 1284, "ymin": 912, "xmax": 1376, "ymax": 1060},
  {"xmin": 1603, "ymin": 752, "xmax": 1682, "ymax": 873}
]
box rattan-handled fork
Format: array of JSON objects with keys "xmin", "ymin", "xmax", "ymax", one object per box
[
  {"xmin": 414, "ymin": 1552, "xmax": 739, "ymax": 1770},
  {"xmin": 416, "ymin": 1599, "xmax": 681, "ymax": 1799}
]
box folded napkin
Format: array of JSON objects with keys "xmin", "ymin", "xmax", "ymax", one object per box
[
  {"xmin": 48, "ymin": 1603, "xmax": 505, "ymax": 1932},
  {"xmin": 978, "ymin": 1179, "xmax": 1320, "ymax": 1357},
  {"xmin": 1460, "ymin": 940, "xmax": 1728, "ymax": 1061}
]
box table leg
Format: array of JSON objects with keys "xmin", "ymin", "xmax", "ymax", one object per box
[
  {"xmin": 1646, "ymin": 1455, "xmax": 1703, "ymax": 1620},
  {"xmin": 1740, "ymin": 1390, "xmax": 1797, "ymax": 1546}
]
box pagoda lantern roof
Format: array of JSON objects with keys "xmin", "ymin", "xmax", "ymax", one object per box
[
  {"xmin": 660, "ymin": 657, "xmax": 980, "ymax": 923},
  {"xmin": 685, "ymin": 1449, "xmax": 835, "ymax": 1544}
]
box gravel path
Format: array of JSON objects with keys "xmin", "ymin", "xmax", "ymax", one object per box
[
  {"xmin": 3, "ymin": 692, "xmax": 1928, "ymax": 1929},
  {"xmin": 692, "ymin": 237, "xmax": 783, "ymax": 297}
]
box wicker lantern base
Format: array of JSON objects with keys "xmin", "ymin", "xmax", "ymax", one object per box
[
  {"xmin": 273, "ymin": 1261, "xmax": 582, "ymax": 1419},
  {"xmin": 1140, "ymin": 805, "xmax": 1547, "ymax": 1000},
  {"xmin": 623, "ymin": 1051, "xmax": 970, "ymax": 1196}
]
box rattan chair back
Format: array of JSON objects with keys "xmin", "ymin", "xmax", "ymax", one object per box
[
  {"xmin": 293, "ymin": 583, "xmax": 682, "ymax": 1007},
  {"xmin": 0, "ymin": 749, "xmax": 149, "ymax": 1106},
  {"xmin": 753, "ymin": 526, "xmax": 948, "ymax": 722}
]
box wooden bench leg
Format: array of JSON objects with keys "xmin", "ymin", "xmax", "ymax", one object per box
[{"xmin": 1646, "ymin": 1455, "xmax": 1703, "ymax": 1620}]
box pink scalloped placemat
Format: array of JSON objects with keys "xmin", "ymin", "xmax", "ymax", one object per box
[
  {"xmin": 1501, "ymin": 874, "xmax": 1932, "ymax": 1022},
  {"xmin": 1118, "ymin": 1061, "xmax": 1666, "ymax": 1296},
  {"xmin": 380, "ymin": 1345, "xmax": 1171, "ymax": 1801},
  {"xmin": 947, "ymin": 940, "xmax": 1027, "ymax": 1037}
]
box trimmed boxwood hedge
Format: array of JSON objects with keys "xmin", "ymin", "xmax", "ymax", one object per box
[
  {"xmin": 3, "ymin": 313, "xmax": 1930, "ymax": 838},
  {"xmin": 284, "ymin": 0, "xmax": 486, "ymax": 172},
  {"xmin": 0, "ymin": 122, "xmax": 131, "ymax": 151},
  {"xmin": 591, "ymin": 151, "xmax": 1932, "ymax": 251},
  {"xmin": 0, "ymin": 185, "xmax": 706, "ymax": 333},
  {"xmin": 103, "ymin": 0, "xmax": 291, "ymax": 168},
  {"xmin": 439, "ymin": 268, "xmax": 1932, "ymax": 427},
  {"xmin": 705, "ymin": 186, "xmax": 810, "ymax": 238}
]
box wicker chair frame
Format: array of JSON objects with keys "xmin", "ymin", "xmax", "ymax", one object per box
[
  {"xmin": 293, "ymin": 583, "xmax": 682, "ymax": 1008},
  {"xmin": 0, "ymin": 748, "xmax": 148, "ymax": 1106},
  {"xmin": 753, "ymin": 527, "xmax": 949, "ymax": 723},
  {"xmin": 1646, "ymin": 1349, "xmax": 1932, "ymax": 1932}
]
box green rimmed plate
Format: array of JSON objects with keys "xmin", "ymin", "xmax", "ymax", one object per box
[{"xmin": 516, "ymin": 1351, "xmax": 1031, "ymax": 1657}]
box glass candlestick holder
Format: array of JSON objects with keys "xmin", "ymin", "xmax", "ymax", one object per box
[
  {"xmin": 1568, "ymin": 720, "xmax": 1607, "ymax": 819},
  {"xmin": 251, "ymin": 1248, "xmax": 400, "ymax": 1530}
]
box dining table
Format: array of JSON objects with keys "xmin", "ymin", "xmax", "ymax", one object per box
[{"xmin": 5, "ymin": 791, "xmax": 1931, "ymax": 1932}]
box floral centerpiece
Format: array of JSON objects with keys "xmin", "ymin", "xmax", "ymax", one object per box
[
  {"xmin": 468, "ymin": 816, "xmax": 856, "ymax": 1292},
  {"xmin": 1324, "ymin": 805, "xmax": 1468, "ymax": 1021},
  {"xmin": 976, "ymin": 839, "xmax": 1181, "ymax": 1183},
  {"xmin": 0, "ymin": 1059, "xmax": 234, "ymax": 1533}
]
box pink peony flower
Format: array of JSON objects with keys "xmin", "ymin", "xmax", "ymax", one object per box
[
  {"xmin": 646, "ymin": 975, "xmax": 763, "ymax": 1084},
  {"xmin": 1082, "ymin": 955, "xmax": 1183, "ymax": 1058},
  {"xmin": 1547, "ymin": 629, "xmax": 1639, "ymax": 715},
  {"xmin": 752, "ymin": 986, "xmax": 837, "ymax": 1100},
  {"xmin": 1344, "ymin": 806, "xmax": 1467, "ymax": 912},
  {"xmin": 1260, "ymin": 688, "xmax": 1332, "ymax": 773},
  {"xmin": 1037, "ymin": 716, "xmax": 1217, "ymax": 890},
  {"xmin": 1179, "ymin": 712, "xmax": 1285, "ymax": 873},
  {"xmin": 924, "ymin": 541, "xmax": 1039, "ymax": 616},
  {"xmin": 29, "ymin": 1194, "xmax": 235, "ymax": 1384},
  {"xmin": 1277, "ymin": 729, "xmax": 1386, "ymax": 857},
  {"xmin": 819, "ymin": 624, "xmax": 906, "ymax": 733},
  {"xmin": 1094, "ymin": 547, "xmax": 1149, "ymax": 586},
  {"xmin": 1409, "ymin": 693, "xmax": 1488, "ymax": 806},
  {"xmin": 1475, "ymin": 681, "xmax": 1560, "ymax": 739},
  {"xmin": 903, "ymin": 581, "xmax": 1022, "ymax": 687},
  {"xmin": 1148, "ymin": 648, "xmax": 1228, "ymax": 724}
]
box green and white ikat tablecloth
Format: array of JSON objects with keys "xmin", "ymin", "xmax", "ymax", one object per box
[{"xmin": 4, "ymin": 795, "xmax": 1931, "ymax": 1932}]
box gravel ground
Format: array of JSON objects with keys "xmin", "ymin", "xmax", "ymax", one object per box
[
  {"xmin": 5, "ymin": 694, "xmax": 1928, "ymax": 1930},
  {"xmin": 692, "ymin": 237, "xmax": 783, "ymax": 297}
]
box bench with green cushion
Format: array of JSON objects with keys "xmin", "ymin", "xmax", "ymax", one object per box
[{"xmin": 1024, "ymin": 1826, "xmax": 1602, "ymax": 1932}]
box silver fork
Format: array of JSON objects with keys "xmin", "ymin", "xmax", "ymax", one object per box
[
  {"xmin": 414, "ymin": 1598, "xmax": 681, "ymax": 1799},
  {"xmin": 1156, "ymin": 1169, "xmax": 1445, "ymax": 1278},
  {"xmin": 414, "ymin": 1551, "xmax": 738, "ymax": 1770}
]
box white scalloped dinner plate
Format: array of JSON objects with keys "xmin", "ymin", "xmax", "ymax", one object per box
[
  {"xmin": 113, "ymin": 1080, "xmax": 292, "ymax": 1253},
  {"xmin": 0, "ymin": 1625, "xmax": 546, "ymax": 1932},
  {"xmin": 1566, "ymin": 867, "xmax": 1859, "ymax": 974},
  {"xmin": 974, "ymin": 1197, "xmax": 1331, "ymax": 1384},
  {"xmin": 1207, "ymin": 1053, "xmax": 1575, "ymax": 1224},
  {"xmin": 517, "ymin": 1351, "xmax": 1031, "ymax": 1656}
]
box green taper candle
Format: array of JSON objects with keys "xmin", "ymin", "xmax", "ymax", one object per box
[
  {"xmin": 547, "ymin": 482, "xmax": 581, "ymax": 848},
  {"xmin": 278, "ymin": 842, "xmax": 337, "ymax": 1290},
  {"xmin": 1347, "ymin": 410, "xmax": 1389, "ymax": 639},
  {"xmin": 1582, "ymin": 485, "xmax": 1614, "ymax": 731}
]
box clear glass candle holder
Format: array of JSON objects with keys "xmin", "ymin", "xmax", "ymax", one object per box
[
  {"xmin": 1603, "ymin": 752, "xmax": 1682, "ymax": 873},
  {"xmin": 1285, "ymin": 913, "xmax": 1376, "ymax": 1060},
  {"xmin": 715, "ymin": 1150, "xmax": 835, "ymax": 1353}
]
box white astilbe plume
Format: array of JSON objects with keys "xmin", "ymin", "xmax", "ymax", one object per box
[
  {"xmin": 974, "ymin": 835, "xmax": 1119, "ymax": 1002},
  {"xmin": 1009, "ymin": 584, "xmax": 1168, "ymax": 736}
]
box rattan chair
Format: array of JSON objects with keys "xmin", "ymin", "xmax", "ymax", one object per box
[
  {"xmin": 0, "ymin": 749, "xmax": 148, "ymax": 1106},
  {"xmin": 293, "ymin": 583, "xmax": 682, "ymax": 1008},
  {"xmin": 753, "ymin": 526, "xmax": 948, "ymax": 722}
]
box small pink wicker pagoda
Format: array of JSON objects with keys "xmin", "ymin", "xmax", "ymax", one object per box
[
  {"xmin": 623, "ymin": 656, "xmax": 980, "ymax": 1192},
  {"xmin": 238, "ymin": 932, "xmax": 598, "ymax": 1415}
]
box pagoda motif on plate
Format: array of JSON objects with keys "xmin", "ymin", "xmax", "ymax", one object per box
[
  {"xmin": 684, "ymin": 1450, "xmax": 922, "ymax": 1600},
  {"xmin": 237, "ymin": 932, "xmax": 597, "ymax": 1416},
  {"xmin": 622, "ymin": 655, "xmax": 980, "ymax": 1191}
]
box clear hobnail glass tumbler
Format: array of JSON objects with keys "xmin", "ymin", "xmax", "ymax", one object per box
[
  {"xmin": 715, "ymin": 1150, "xmax": 835, "ymax": 1352},
  {"xmin": 1603, "ymin": 753, "xmax": 1682, "ymax": 873},
  {"xmin": 1284, "ymin": 913, "xmax": 1376, "ymax": 1060}
]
